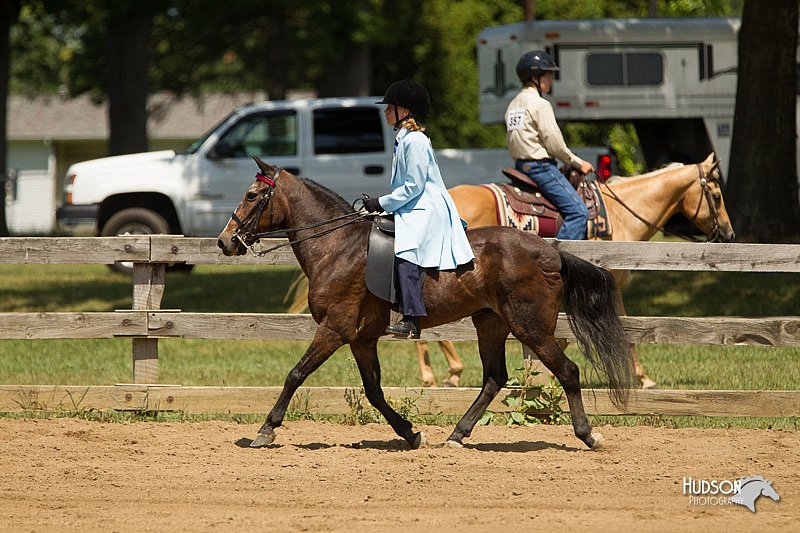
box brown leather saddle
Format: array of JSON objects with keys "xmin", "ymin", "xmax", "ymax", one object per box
[{"xmin": 499, "ymin": 166, "xmax": 600, "ymax": 221}]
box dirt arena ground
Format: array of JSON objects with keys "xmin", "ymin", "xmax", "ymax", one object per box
[{"xmin": 0, "ymin": 419, "xmax": 797, "ymax": 532}]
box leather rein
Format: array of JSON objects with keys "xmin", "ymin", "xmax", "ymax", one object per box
[
  {"xmin": 230, "ymin": 167, "xmax": 368, "ymax": 257},
  {"xmin": 599, "ymin": 162, "xmax": 723, "ymax": 242}
]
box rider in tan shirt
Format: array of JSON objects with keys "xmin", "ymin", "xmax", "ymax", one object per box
[{"xmin": 505, "ymin": 50, "xmax": 594, "ymax": 239}]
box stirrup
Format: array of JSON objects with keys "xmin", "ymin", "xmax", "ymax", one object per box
[{"xmin": 385, "ymin": 317, "xmax": 420, "ymax": 339}]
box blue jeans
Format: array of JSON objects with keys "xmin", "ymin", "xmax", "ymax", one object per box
[{"xmin": 515, "ymin": 159, "xmax": 588, "ymax": 240}]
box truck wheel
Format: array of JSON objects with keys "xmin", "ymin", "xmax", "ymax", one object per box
[{"xmin": 101, "ymin": 208, "xmax": 193, "ymax": 274}]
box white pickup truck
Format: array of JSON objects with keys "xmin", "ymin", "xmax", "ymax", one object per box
[{"xmin": 57, "ymin": 96, "xmax": 615, "ymax": 246}]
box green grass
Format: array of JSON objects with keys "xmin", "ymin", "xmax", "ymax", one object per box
[{"xmin": 0, "ymin": 263, "xmax": 798, "ymax": 428}]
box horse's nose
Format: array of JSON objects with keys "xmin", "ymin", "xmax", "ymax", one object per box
[{"xmin": 216, "ymin": 238, "xmax": 225, "ymax": 250}]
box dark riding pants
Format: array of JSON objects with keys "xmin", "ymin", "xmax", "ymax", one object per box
[{"xmin": 396, "ymin": 258, "xmax": 427, "ymax": 317}]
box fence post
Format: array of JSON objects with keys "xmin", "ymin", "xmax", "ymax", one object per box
[{"xmin": 132, "ymin": 262, "xmax": 166, "ymax": 383}]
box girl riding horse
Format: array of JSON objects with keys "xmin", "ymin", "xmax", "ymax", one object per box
[{"xmin": 363, "ymin": 80, "xmax": 474, "ymax": 339}]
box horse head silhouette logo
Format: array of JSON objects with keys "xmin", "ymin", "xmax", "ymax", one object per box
[{"xmin": 730, "ymin": 475, "xmax": 780, "ymax": 513}]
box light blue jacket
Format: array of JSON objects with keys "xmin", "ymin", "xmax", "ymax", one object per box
[{"xmin": 377, "ymin": 128, "xmax": 475, "ymax": 270}]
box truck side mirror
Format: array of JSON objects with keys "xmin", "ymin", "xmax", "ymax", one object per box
[{"xmin": 207, "ymin": 140, "xmax": 234, "ymax": 160}]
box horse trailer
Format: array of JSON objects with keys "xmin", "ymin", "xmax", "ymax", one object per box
[{"xmin": 477, "ymin": 17, "xmax": 800, "ymax": 179}]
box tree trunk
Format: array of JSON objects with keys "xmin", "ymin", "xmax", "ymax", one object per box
[
  {"xmin": 262, "ymin": 2, "xmax": 289, "ymax": 100},
  {"xmin": 106, "ymin": 12, "xmax": 151, "ymax": 155},
  {"xmin": 319, "ymin": 45, "xmax": 371, "ymax": 97},
  {"xmin": 726, "ymin": 0, "xmax": 800, "ymax": 242},
  {"xmin": 0, "ymin": 2, "xmax": 20, "ymax": 237}
]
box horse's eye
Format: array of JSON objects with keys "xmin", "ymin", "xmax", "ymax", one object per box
[
  {"xmin": 246, "ymin": 192, "xmax": 258, "ymax": 202},
  {"xmin": 713, "ymin": 192, "xmax": 722, "ymax": 200}
]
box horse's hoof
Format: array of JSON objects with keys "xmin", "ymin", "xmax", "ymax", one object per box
[
  {"xmin": 640, "ymin": 377, "xmax": 657, "ymax": 389},
  {"xmin": 249, "ymin": 430, "xmax": 276, "ymax": 448},
  {"xmin": 588, "ymin": 432, "xmax": 605, "ymax": 450},
  {"xmin": 443, "ymin": 439, "xmax": 463, "ymax": 449},
  {"xmin": 443, "ymin": 380, "xmax": 458, "ymax": 388},
  {"xmin": 411, "ymin": 432, "xmax": 428, "ymax": 449}
]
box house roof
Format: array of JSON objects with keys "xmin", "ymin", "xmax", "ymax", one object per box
[{"xmin": 8, "ymin": 92, "xmax": 267, "ymax": 141}]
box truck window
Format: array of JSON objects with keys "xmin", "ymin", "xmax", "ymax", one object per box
[
  {"xmin": 587, "ymin": 52, "xmax": 663, "ymax": 87},
  {"xmin": 313, "ymin": 107, "xmax": 384, "ymax": 155},
  {"xmin": 217, "ymin": 111, "xmax": 297, "ymax": 157}
]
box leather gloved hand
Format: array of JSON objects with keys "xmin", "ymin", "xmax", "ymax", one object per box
[{"xmin": 363, "ymin": 196, "xmax": 383, "ymax": 213}]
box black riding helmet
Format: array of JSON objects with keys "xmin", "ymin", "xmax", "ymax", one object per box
[
  {"xmin": 376, "ymin": 79, "xmax": 431, "ymax": 127},
  {"xmin": 516, "ymin": 50, "xmax": 560, "ymax": 83}
]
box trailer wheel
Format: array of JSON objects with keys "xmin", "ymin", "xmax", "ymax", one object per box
[{"xmin": 101, "ymin": 208, "xmax": 193, "ymax": 274}]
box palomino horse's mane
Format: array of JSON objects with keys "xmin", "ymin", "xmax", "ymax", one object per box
[
  {"xmin": 297, "ymin": 177, "xmax": 355, "ymax": 215},
  {"xmin": 606, "ymin": 162, "xmax": 684, "ymax": 183}
]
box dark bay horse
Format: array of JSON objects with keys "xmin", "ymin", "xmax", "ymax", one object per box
[{"xmin": 217, "ymin": 157, "xmax": 635, "ymax": 450}]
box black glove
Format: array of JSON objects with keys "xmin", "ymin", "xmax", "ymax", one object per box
[{"xmin": 363, "ymin": 196, "xmax": 383, "ymax": 213}]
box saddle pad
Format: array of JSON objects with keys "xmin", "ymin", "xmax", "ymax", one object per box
[{"xmin": 481, "ymin": 183, "xmax": 561, "ymax": 237}]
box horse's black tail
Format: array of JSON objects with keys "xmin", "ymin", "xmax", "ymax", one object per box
[{"xmin": 559, "ymin": 251, "xmax": 635, "ymax": 408}]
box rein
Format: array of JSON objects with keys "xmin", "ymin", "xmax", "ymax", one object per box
[
  {"xmin": 599, "ymin": 163, "xmax": 722, "ymax": 242},
  {"xmin": 230, "ymin": 167, "xmax": 368, "ymax": 257}
]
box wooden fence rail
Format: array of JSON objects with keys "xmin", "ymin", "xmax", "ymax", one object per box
[{"xmin": 0, "ymin": 236, "xmax": 798, "ymax": 417}]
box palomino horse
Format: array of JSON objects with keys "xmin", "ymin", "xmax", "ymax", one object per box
[
  {"xmin": 217, "ymin": 157, "xmax": 635, "ymax": 449},
  {"xmin": 421, "ymin": 153, "xmax": 734, "ymax": 388},
  {"xmin": 290, "ymin": 153, "xmax": 735, "ymax": 389}
]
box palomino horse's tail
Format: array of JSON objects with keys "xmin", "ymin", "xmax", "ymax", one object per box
[{"xmin": 558, "ymin": 251, "xmax": 635, "ymax": 408}]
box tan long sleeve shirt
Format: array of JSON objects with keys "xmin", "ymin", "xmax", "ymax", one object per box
[{"xmin": 505, "ymin": 86, "xmax": 583, "ymax": 169}]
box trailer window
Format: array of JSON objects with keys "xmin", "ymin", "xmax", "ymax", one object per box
[
  {"xmin": 587, "ymin": 52, "xmax": 663, "ymax": 87},
  {"xmin": 313, "ymin": 107, "xmax": 384, "ymax": 155}
]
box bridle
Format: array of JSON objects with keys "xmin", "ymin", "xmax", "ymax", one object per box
[
  {"xmin": 229, "ymin": 167, "xmax": 368, "ymax": 257},
  {"xmin": 600, "ymin": 162, "xmax": 724, "ymax": 242},
  {"xmin": 230, "ymin": 168, "xmax": 279, "ymax": 255}
]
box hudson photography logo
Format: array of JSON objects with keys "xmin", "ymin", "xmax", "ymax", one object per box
[{"xmin": 682, "ymin": 475, "xmax": 781, "ymax": 512}]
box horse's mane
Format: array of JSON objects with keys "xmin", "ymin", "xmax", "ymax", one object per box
[
  {"xmin": 606, "ymin": 162, "xmax": 684, "ymax": 184},
  {"xmin": 298, "ymin": 177, "xmax": 355, "ymax": 214}
]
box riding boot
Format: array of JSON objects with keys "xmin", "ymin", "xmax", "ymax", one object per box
[{"xmin": 386, "ymin": 316, "xmax": 421, "ymax": 339}]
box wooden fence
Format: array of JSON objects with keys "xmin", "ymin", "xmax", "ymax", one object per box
[{"xmin": 0, "ymin": 236, "xmax": 799, "ymax": 418}]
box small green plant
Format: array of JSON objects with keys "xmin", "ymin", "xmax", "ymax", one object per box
[
  {"xmin": 478, "ymin": 361, "xmax": 567, "ymax": 426},
  {"xmin": 287, "ymin": 389, "xmax": 317, "ymax": 420},
  {"xmin": 342, "ymin": 386, "xmax": 425, "ymax": 426},
  {"xmin": 387, "ymin": 389, "xmax": 425, "ymax": 421},
  {"xmin": 343, "ymin": 387, "xmax": 383, "ymax": 425}
]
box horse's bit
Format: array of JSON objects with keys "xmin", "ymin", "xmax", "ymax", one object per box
[
  {"xmin": 601, "ymin": 163, "xmax": 723, "ymax": 242},
  {"xmin": 229, "ymin": 167, "xmax": 368, "ymax": 257}
]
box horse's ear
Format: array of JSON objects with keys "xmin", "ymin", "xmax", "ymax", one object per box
[
  {"xmin": 703, "ymin": 153, "xmax": 715, "ymax": 165},
  {"xmin": 252, "ymin": 156, "xmax": 274, "ymax": 175},
  {"xmin": 709, "ymin": 159, "xmax": 720, "ymax": 173}
]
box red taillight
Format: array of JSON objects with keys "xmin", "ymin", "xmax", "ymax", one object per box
[
  {"xmin": 65, "ymin": 173, "xmax": 77, "ymax": 204},
  {"xmin": 597, "ymin": 154, "xmax": 612, "ymax": 182}
]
